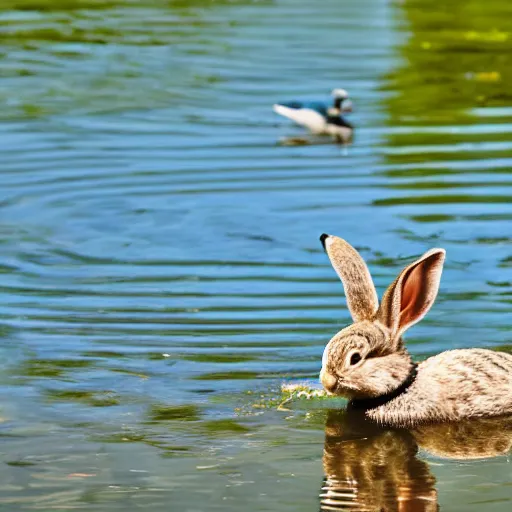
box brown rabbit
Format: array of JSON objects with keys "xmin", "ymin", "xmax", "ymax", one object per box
[{"xmin": 319, "ymin": 234, "xmax": 512, "ymax": 427}]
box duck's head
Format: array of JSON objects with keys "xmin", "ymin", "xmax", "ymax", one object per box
[
  {"xmin": 329, "ymin": 88, "xmax": 353, "ymax": 115},
  {"xmin": 331, "ymin": 88, "xmax": 349, "ymax": 100}
]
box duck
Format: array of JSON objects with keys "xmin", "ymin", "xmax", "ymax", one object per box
[{"xmin": 273, "ymin": 89, "xmax": 353, "ymax": 143}]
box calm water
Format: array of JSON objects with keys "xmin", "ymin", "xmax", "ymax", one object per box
[{"xmin": 1, "ymin": 0, "xmax": 512, "ymax": 510}]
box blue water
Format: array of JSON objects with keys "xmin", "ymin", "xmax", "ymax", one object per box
[{"xmin": 0, "ymin": 0, "xmax": 511, "ymax": 510}]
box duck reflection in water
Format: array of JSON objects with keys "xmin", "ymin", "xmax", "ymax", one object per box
[{"xmin": 320, "ymin": 410, "xmax": 512, "ymax": 511}]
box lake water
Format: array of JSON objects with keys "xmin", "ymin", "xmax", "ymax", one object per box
[{"xmin": 0, "ymin": 0, "xmax": 511, "ymax": 510}]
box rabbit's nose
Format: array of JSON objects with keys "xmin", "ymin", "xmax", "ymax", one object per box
[{"xmin": 320, "ymin": 369, "xmax": 338, "ymax": 393}]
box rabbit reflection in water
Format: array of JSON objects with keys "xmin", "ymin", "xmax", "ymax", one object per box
[
  {"xmin": 320, "ymin": 410, "xmax": 512, "ymax": 511},
  {"xmin": 319, "ymin": 234, "xmax": 512, "ymax": 426}
]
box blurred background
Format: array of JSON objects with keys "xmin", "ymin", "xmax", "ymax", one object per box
[{"xmin": 0, "ymin": 0, "xmax": 511, "ymax": 510}]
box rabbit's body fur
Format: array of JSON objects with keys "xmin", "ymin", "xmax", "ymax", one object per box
[
  {"xmin": 319, "ymin": 234, "xmax": 512, "ymax": 427},
  {"xmin": 366, "ymin": 348, "xmax": 512, "ymax": 427}
]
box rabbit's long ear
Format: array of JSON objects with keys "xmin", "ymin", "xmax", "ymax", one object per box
[
  {"xmin": 376, "ymin": 248, "xmax": 445, "ymax": 340},
  {"xmin": 320, "ymin": 234, "xmax": 379, "ymax": 322}
]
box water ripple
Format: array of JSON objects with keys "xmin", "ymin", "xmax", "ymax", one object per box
[{"xmin": 0, "ymin": 0, "xmax": 511, "ymax": 510}]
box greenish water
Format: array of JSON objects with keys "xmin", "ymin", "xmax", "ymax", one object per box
[{"xmin": 0, "ymin": 0, "xmax": 511, "ymax": 510}]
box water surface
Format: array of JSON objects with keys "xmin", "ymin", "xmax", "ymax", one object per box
[{"xmin": 0, "ymin": 0, "xmax": 511, "ymax": 510}]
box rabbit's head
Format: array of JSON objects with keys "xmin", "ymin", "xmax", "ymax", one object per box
[{"xmin": 319, "ymin": 234, "xmax": 445, "ymax": 400}]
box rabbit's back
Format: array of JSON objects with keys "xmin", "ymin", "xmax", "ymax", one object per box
[{"xmin": 366, "ymin": 349, "xmax": 512, "ymax": 427}]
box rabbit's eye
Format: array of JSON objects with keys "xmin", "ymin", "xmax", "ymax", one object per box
[{"xmin": 349, "ymin": 352, "xmax": 362, "ymax": 366}]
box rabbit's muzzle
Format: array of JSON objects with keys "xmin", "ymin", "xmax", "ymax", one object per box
[{"xmin": 320, "ymin": 369, "xmax": 338, "ymax": 394}]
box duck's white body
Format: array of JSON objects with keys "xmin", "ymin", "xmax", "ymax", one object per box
[
  {"xmin": 273, "ymin": 89, "xmax": 353, "ymax": 143},
  {"xmin": 273, "ymin": 104, "xmax": 328, "ymax": 134}
]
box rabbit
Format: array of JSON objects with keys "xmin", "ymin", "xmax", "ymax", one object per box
[{"xmin": 318, "ymin": 233, "xmax": 512, "ymax": 427}]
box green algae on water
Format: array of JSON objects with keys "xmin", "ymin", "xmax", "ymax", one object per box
[{"xmin": 237, "ymin": 381, "xmax": 345, "ymax": 416}]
